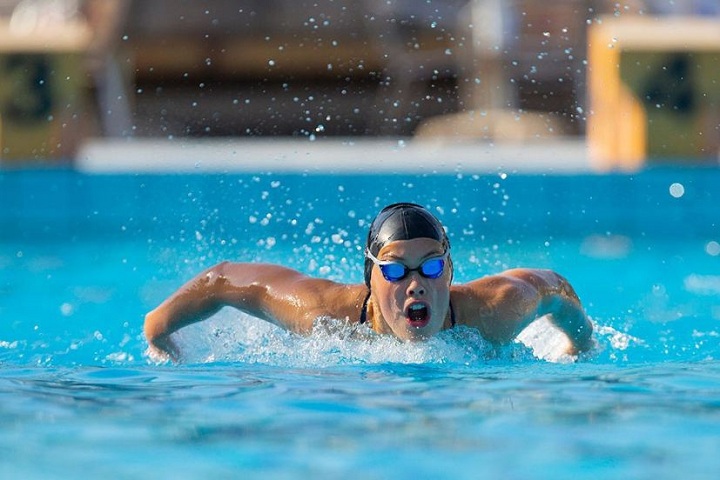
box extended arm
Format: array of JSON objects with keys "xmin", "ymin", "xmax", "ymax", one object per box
[
  {"xmin": 455, "ymin": 269, "xmax": 593, "ymax": 354},
  {"xmin": 144, "ymin": 262, "xmax": 364, "ymax": 361}
]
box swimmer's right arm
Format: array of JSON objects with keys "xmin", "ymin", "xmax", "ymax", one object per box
[{"xmin": 144, "ymin": 262, "xmax": 362, "ymax": 361}]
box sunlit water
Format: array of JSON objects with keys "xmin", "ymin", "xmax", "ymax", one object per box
[{"xmin": 1, "ymin": 169, "xmax": 719, "ymax": 478}]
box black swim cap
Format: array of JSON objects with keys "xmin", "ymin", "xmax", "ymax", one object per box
[{"xmin": 364, "ymin": 202, "xmax": 449, "ymax": 287}]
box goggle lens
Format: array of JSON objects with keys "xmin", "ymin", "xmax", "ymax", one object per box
[{"xmin": 420, "ymin": 258, "xmax": 445, "ymax": 278}]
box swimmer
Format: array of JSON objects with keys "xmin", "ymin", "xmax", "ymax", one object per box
[{"xmin": 144, "ymin": 202, "xmax": 593, "ymax": 362}]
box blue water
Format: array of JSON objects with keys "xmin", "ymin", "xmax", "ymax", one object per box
[{"xmin": 1, "ymin": 168, "xmax": 719, "ymax": 478}]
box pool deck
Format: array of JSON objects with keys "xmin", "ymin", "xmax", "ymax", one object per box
[{"xmin": 75, "ymin": 136, "xmax": 594, "ymax": 174}]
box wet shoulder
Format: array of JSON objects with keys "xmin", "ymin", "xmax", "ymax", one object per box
[
  {"xmin": 302, "ymin": 280, "xmax": 368, "ymax": 324},
  {"xmin": 449, "ymin": 282, "xmax": 495, "ymax": 330}
]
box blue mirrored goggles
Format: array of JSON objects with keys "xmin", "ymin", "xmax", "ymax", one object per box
[{"xmin": 366, "ymin": 249, "xmax": 448, "ymax": 282}]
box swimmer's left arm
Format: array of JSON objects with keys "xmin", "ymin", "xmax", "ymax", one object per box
[
  {"xmin": 455, "ymin": 268, "xmax": 593, "ymax": 354},
  {"xmin": 528, "ymin": 269, "xmax": 594, "ymax": 355}
]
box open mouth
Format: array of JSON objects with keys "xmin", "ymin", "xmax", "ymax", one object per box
[{"xmin": 406, "ymin": 302, "xmax": 430, "ymax": 327}]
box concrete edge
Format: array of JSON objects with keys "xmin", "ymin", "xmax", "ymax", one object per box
[{"xmin": 75, "ymin": 137, "xmax": 593, "ymax": 174}]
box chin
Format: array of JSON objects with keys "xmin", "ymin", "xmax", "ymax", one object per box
[{"xmin": 400, "ymin": 323, "xmax": 440, "ymax": 342}]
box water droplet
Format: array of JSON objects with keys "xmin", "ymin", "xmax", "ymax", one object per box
[
  {"xmin": 60, "ymin": 303, "xmax": 74, "ymax": 316},
  {"xmin": 706, "ymin": 241, "xmax": 720, "ymax": 256},
  {"xmin": 669, "ymin": 183, "xmax": 685, "ymax": 198}
]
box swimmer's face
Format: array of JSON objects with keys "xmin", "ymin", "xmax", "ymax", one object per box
[{"xmin": 369, "ymin": 238, "xmax": 452, "ymax": 341}]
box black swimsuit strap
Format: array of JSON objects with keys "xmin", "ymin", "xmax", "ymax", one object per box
[
  {"xmin": 359, "ymin": 291, "xmax": 371, "ymax": 324},
  {"xmin": 359, "ymin": 291, "xmax": 455, "ymax": 329},
  {"xmin": 449, "ymin": 300, "xmax": 456, "ymax": 328}
]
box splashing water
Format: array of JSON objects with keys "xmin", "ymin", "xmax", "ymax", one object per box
[{"xmin": 166, "ymin": 311, "xmax": 525, "ymax": 367}]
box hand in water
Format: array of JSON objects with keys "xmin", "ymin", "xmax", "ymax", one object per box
[
  {"xmin": 145, "ymin": 335, "xmax": 181, "ymax": 363},
  {"xmin": 565, "ymin": 335, "xmax": 597, "ymax": 357}
]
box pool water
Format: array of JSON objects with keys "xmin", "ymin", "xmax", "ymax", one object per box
[{"xmin": 1, "ymin": 168, "xmax": 719, "ymax": 478}]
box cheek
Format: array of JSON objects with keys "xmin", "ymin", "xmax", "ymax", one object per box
[
  {"xmin": 383, "ymin": 285, "xmax": 404, "ymax": 312},
  {"xmin": 430, "ymin": 280, "xmax": 451, "ymax": 307},
  {"xmin": 371, "ymin": 280, "xmax": 401, "ymax": 313}
]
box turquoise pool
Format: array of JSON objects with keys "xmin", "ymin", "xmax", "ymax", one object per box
[{"xmin": 1, "ymin": 167, "xmax": 719, "ymax": 478}]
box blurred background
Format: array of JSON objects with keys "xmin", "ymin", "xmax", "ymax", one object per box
[{"xmin": 0, "ymin": 0, "xmax": 719, "ymax": 167}]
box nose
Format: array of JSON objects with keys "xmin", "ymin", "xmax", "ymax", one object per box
[{"xmin": 406, "ymin": 274, "xmax": 426, "ymax": 297}]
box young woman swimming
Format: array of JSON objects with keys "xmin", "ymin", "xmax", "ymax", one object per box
[{"xmin": 144, "ymin": 202, "xmax": 593, "ymax": 361}]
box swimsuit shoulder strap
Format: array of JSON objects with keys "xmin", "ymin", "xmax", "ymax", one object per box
[
  {"xmin": 449, "ymin": 299, "xmax": 456, "ymax": 328},
  {"xmin": 359, "ymin": 290, "xmax": 371, "ymax": 324}
]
